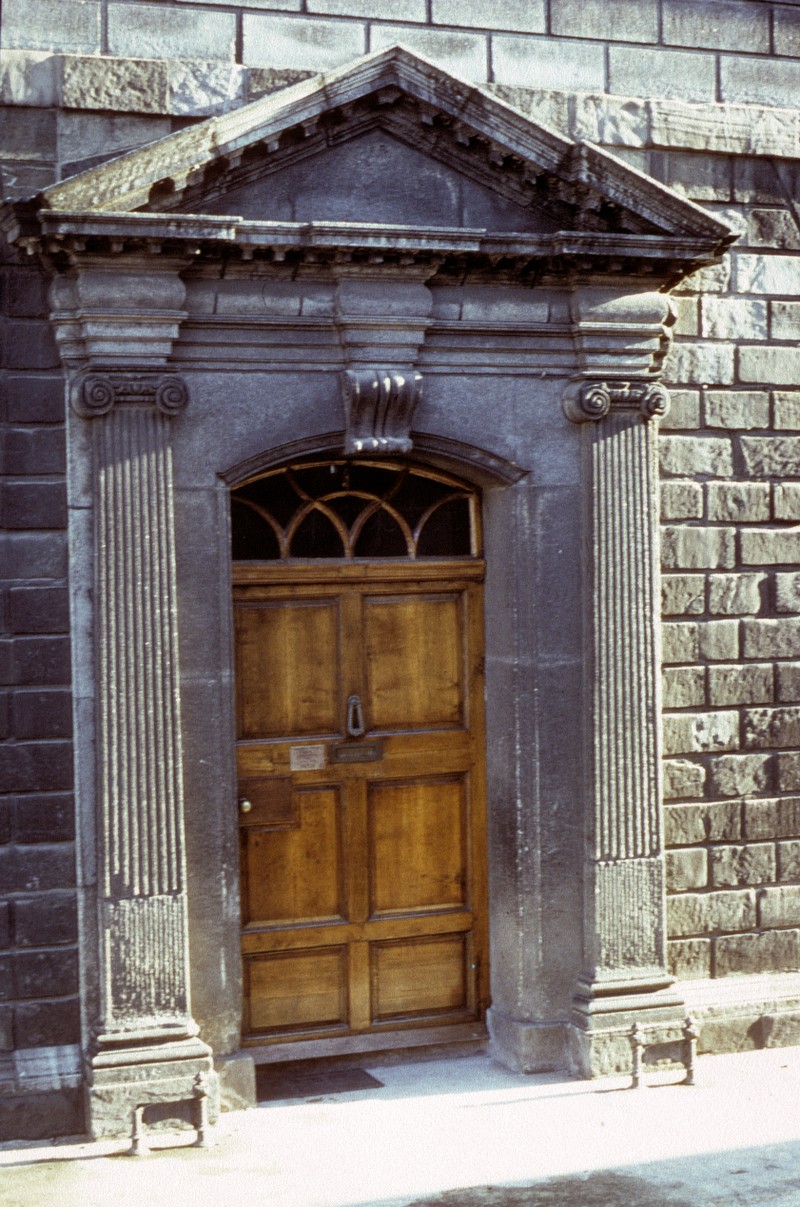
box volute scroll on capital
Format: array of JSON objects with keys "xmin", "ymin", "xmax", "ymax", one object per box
[
  {"xmin": 72, "ymin": 372, "xmax": 190, "ymax": 419},
  {"xmin": 341, "ymin": 368, "xmax": 423, "ymax": 455},
  {"xmin": 562, "ymin": 380, "xmax": 670, "ymax": 425}
]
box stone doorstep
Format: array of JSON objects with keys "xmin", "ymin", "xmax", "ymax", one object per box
[{"xmin": 2, "ymin": 50, "xmax": 800, "ymax": 159}]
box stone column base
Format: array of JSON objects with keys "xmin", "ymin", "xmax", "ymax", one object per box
[
  {"xmin": 486, "ymin": 1007, "xmax": 567, "ymax": 1073},
  {"xmin": 87, "ymin": 1036, "xmax": 217, "ymax": 1139},
  {"xmin": 569, "ymin": 984, "xmax": 687, "ymax": 1078}
]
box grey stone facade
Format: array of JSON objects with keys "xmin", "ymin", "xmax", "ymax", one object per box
[{"xmin": 4, "ymin": 1, "xmax": 800, "ymax": 1143}]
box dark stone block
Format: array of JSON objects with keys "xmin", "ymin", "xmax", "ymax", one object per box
[
  {"xmin": 0, "ymin": 799, "xmax": 10, "ymax": 843},
  {"xmin": 0, "ymin": 321, "xmax": 60, "ymax": 370},
  {"xmin": 10, "ymin": 636, "xmax": 72, "ymax": 685},
  {"xmin": 0, "ymin": 690, "xmax": 9, "ymax": 739},
  {"xmin": 4, "ymin": 843, "xmax": 75, "ymax": 893},
  {"xmin": 4, "ymin": 376, "xmax": 65, "ymax": 424},
  {"xmin": 8, "ymin": 586, "xmax": 70, "ymax": 634},
  {"xmin": 0, "ymin": 1004, "xmax": 11, "ymax": 1050},
  {"xmin": 1, "ymin": 532, "xmax": 68, "ymax": 580},
  {"xmin": 0, "ymin": 108, "xmax": 57, "ymax": 160},
  {"xmin": 0, "ymin": 1088, "xmax": 84, "ymax": 1142},
  {"xmin": 0, "ymin": 956, "xmax": 11, "ymax": 1001},
  {"xmin": 1, "ymin": 481, "xmax": 67, "ymax": 529},
  {"xmin": 12, "ymin": 892, "xmax": 78, "ymax": 947},
  {"xmin": 0, "ymin": 742, "xmax": 74, "ymax": 793},
  {"xmin": 0, "ymin": 640, "xmax": 12, "ymax": 685},
  {"xmin": 3, "ymin": 426, "xmax": 65, "ymax": 474},
  {"xmin": 3, "ymin": 267, "xmax": 50, "ymax": 319},
  {"xmin": 0, "ymin": 903, "xmax": 10, "ymax": 948},
  {"xmin": 13, "ymin": 794, "xmax": 74, "ymax": 842},
  {"xmin": 13, "ymin": 949, "xmax": 79, "ymax": 1000},
  {"xmin": 13, "ymin": 689, "xmax": 73, "ymax": 739},
  {"xmin": 14, "ymin": 997, "xmax": 80, "ymax": 1047}
]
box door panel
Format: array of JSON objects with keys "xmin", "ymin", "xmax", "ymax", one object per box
[{"xmin": 235, "ymin": 561, "xmax": 487, "ymax": 1051}]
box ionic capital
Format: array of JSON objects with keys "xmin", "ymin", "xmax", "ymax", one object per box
[
  {"xmin": 73, "ymin": 372, "xmax": 190, "ymax": 419},
  {"xmin": 563, "ymin": 379, "xmax": 669, "ymax": 425}
]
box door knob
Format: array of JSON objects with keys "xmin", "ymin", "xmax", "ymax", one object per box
[{"xmin": 239, "ymin": 799, "xmax": 253, "ymax": 814}]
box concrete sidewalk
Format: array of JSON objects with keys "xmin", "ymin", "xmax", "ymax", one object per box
[{"xmin": 2, "ymin": 1047, "xmax": 800, "ymax": 1207}]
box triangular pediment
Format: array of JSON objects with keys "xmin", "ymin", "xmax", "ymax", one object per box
[{"xmin": 4, "ymin": 46, "xmax": 734, "ymax": 274}]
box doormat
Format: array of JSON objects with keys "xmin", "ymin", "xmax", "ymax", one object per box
[{"xmin": 256, "ymin": 1065, "xmax": 384, "ymax": 1102}]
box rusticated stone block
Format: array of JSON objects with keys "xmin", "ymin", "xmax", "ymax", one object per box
[
  {"xmin": 735, "ymin": 254, "xmax": 800, "ymax": 296},
  {"xmin": 8, "ymin": 587, "xmax": 70, "ymax": 635},
  {"xmin": 13, "ymin": 794, "xmax": 74, "ymax": 843},
  {"xmin": 663, "ymin": 665, "xmax": 705, "ymax": 709},
  {"xmin": 711, "ymin": 842, "xmax": 775, "ymax": 888},
  {"xmin": 61, "ymin": 55, "xmax": 169, "ymax": 114},
  {"xmin": 776, "ymin": 572, "xmax": 800, "ymax": 614},
  {"xmin": 660, "ymin": 389, "xmax": 700, "ymax": 430},
  {"xmin": 660, "ymin": 436, "xmax": 733, "ymax": 477},
  {"xmin": 0, "ymin": 743, "xmax": 73, "ymax": 795},
  {"xmin": 715, "ymin": 929, "xmax": 800, "ymax": 975},
  {"xmin": 662, "ymin": 621, "xmax": 700, "ymax": 663},
  {"xmin": 666, "ymin": 848, "xmax": 707, "ymax": 892},
  {"xmin": 664, "ymin": 342, "xmax": 734, "ymax": 385},
  {"xmin": 777, "ymin": 753, "xmax": 800, "ymax": 793},
  {"xmin": 10, "ymin": 637, "xmax": 71, "ymax": 686},
  {"xmin": 745, "ymin": 797, "xmax": 800, "ymax": 841},
  {"xmin": 3, "ymin": 844, "xmax": 75, "ymax": 894},
  {"xmin": 3, "ymin": 427, "xmax": 65, "ymax": 475},
  {"xmin": 667, "ymin": 937, "xmax": 711, "ymax": 980},
  {"xmin": 13, "ymin": 949, "xmax": 79, "ymax": 999},
  {"xmin": 1, "ymin": 321, "xmax": 59, "ymax": 370},
  {"xmin": 661, "ymin": 482, "xmax": 703, "ymax": 521},
  {"xmin": 663, "ymin": 0, "xmax": 770, "ymax": 53},
  {"xmin": 1, "ymin": 0, "xmax": 100, "ymax": 53},
  {"xmin": 759, "ymin": 885, "xmax": 800, "ymax": 927},
  {"xmin": 1, "ymin": 534, "xmax": 67, "ymax": 582},
  {"xmin": 663, "ymin": 760, "xmax": 706, "ymax": 801},
  {"xmin": 748, "ymin": 210, "xmax": 800, "ymax": 252},
  {"xmin": 708, "ymin": 574, "xmax": 764, "ymax": 616},
  {"xmin": 108, "ymin": 4, "xmax": 237, "ymax": 62},
  {"xmin": 0, "ymin": 904, "xmax": 10, "ymax": 949},
  {"xmin": 1, "ymin": 482, "xmax": 67, "ymax": 530},
  {"xmin": 777, "ymin": 663, "xmax": 800, "ymax": 703},
  {"xmin": 246, "ymin": 66, "xmax": 314, "ymax": 102},
  {"xmin": 12, "ymin": 892, "xmax": 78, "ymax": 947},
  {"xmin": 3, "ymin": 267, "xmax": 49, "ymax": 319},
  {"xmin": 704, "ymin": 390, "xmax": 769, "ymax": 430},
  {"xmin": 4, "ymin": 376, "xmax": 64, "ymax": 424},
  {"xmin": 744, "ymin": 618, "xmax": 800, "ymax": 659},
  {"xmin": 662, "ymin": 573, "xmax": 704, "ymax": 615},
  {"xmin": 777, "ymin": 840, "xmax": 800, "ymax": 881},
  {"xmin": 774, "ymin": 484, "xmax": 800, "ymax": 520},
  {"xmin": 13, "ymin": 690, "xmax": 73, "ymax": 740},
  {"xmin": 739, "ymin": 347, "xmax": 800, "ymax": 387},
  {"xmin": 708, "ymin": 664, "xmax": 772, "ymax": 707},
  {"xmin": 570, "ymin": 94, "xmax": 650, "ymax": 148},
  {"xmin": 434, "ymin": 0, "xmax": 544, "ymax": 33},
  {"xmin": 744, "ymin": 706, "xmax": 800, "ymax": 749},
  {"xmin": 0, "ymin": 1005, "xmax": 11, "ymax": 1050},
  {"xmin": 609, "ymin": 45, "xmax": 716, "ymax": 103},
  {"xmin": 14, "ymin": 998, "xmax": 80, "ymax": 1047},
  {"xmin": 698, "ymin": 619, "xmax": 739, "ymax": 661},
  {"xmin": 701, "ymin": 301, "xmax": 767, "ymax": 343},
  {"xmin": 663, "ymin": 710, "xmax": 738, "ymax": 756},
  {"xmin": 492, "ymin": 33, "xmax": 605, "ymax": 91},
  {"xmin": 675, "ymin": 258, "xmax": 731, "ymax": 295},
  {"xmin": 742, "ymin": 437, "xmax": 800, "ymax": 478},
  {"xmin": 661, "ymin": 526, "xmax": 735, "ymax": 570},
  {"xmin": 672, "ymin": 298, "xmax": 699, "ymax": 337},
  {"xmin": 771, "ymin": 303, "xmax": 800, "ymax": 343},
  {"xmin": 708, "ymin": 754, "xmax": 771, "ymax": 799},
  {"xmin": 668, "ymin": 889, "xmax": 755, "ymax": 936},
  {"xmin": 706, "ymin": 482, "xmax": 769, "ymax": 523}
]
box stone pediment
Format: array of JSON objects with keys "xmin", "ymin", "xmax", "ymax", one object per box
[{"xmin": 3, "ymin": 46, "xmax": 734, "ymax": 278}]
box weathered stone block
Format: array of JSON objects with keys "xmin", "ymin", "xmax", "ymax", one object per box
[
  {"xmin": 771, "ymin": 302, "xmax": 800, "ymax": 343},
  {"xmin": 608, "ymin": 45, "xmax": 716, "ymax": 102},
  {"xmin": 662, "ymin": 710, "xmax": 739, "ymax": 755},
  {"xmin": 777, "ymin": 663, "xmax": 800, "ymax": 703},
  {"xmin": 739, "ymin": 346, "xmax": 800, "ymax": 387},
  {"xmin": 168, "ymin": 60, "xmax": 246, "ymax": 117},
  {"xmin": 742, "ymin": 437, "xmax": 800, "ymax": 478},
  {"xmin": 745, "ymin": 797, "xmax": 800, "ymax": 841},
  {"xmin": 706, "ymin": 482, "xmax": 769, "ymax": 523},
  {"xmin": 12, "ymin": 690, "xmax": 73, "ymax": 740},
  {"xmin": 701, "ymin": 300, "xmax": 767, "ymax": 343},
  {"xmin": 488, "ymin": 86, "xmax": 570, "ymax": 133},
  {"xmin": 661, "ymin": 482, "xmax": 703, "ymax": 521},
  {"xmin": 708, "ymin": 664, "xmax": 773, "ymax": 708},
  {"xmin": 1, "ymin": 0, "xmax": 101, "ymax": 54},
  {"xmin": 8, "ymin": 587, "xmax": 69, "ymax": 635},
  {"xmin": 662, "ymin": 573, "xmax": 704, "ymax": 615},
  {"xmin": 13, "ymin": 949, "xmax": 79, "ymax": 999},
  {"xmin": 0, "ymin": 51, "xmax": 59, "ymax": 107},
  {"xmin": 10, "ymin": 637, "xmax": 71, "ymax": 686},
  {"xmin": 735, "ymin": 254, "xmax": 800, "ymax": 296},
  {"xmin": 711, "ymin": 842, "xmax": 775, "ymax": 887},
  {"xmin": 666, "ymin": 848, "xmax": 707, "ymax": 892},
  {"xmin": 745, "ymin": 619, "xmax": 800, "ymax": 659},
  {"xmin": 1, "ymin": 482, "xmax": 67, "ymax": 530},
  {"xmin": 661, "ymin": 526, "xmax": 735, "ymax": 570},
  {"xmin": 675, "ymin": 258, "xmax": 731, "ymax": 295},
  {"xmin": 774, "ymin": 395, "xmax": 800, "ymax": 431},
  {"xmin": 662, "ymin": 621, "xmax": 699, "ymax": 663},
  {"xmin": 663, "ymin": 0, "xmax": 770, "ymax": 53},
  {"xmin": 364, "ymin": 26, "xmax": 483, "ymax": 79},
  {"xmin": 704, "ymin": 391, "xmax": 769, "ymax": 430},
  {"xmin": 668, "ymin": 889, "xmax": 755, "ymax": 936},
  {"xmin": 721, "ymin": 54, "xmax": 800, "ymax": 109},
  {"xmin": 4, "ymin": 376, "xmax": 64, "ymax": 424},
  {"xmin": 2, "ymin": 267, "xmax": 50, "ymax": 319},
  {"xmin": 715, "ymin": 929, "xmax": 800, "ymax": 976},
  {"xmin": 433, "ymin": 0, "xmax": 543, "ymax": 33},
  {"xmin": 671, "ymin": 298, "xmax": 698, "ymax": 337},
  {"xmin": 748, "ymin": 209, "xmax": 800, "ymax": 252},
  {"xmin": 1, "ymin": 534, "xmax": 67, "ymax": 582},
  {"xmin": 660, "ymin": 436, "xmax": 733, "ymax": 477},
  {"xmin": 492, "ymin": 34, "xmax": 605, "ymax": 91},
  {"xmin": 664, "ymin": 342, "xmax": 735, "ymax": 386},
  {"xmin": 4, "ymin": 844, "xmax": 75, "ymax": 894},
  {"xmin": 61, "ymin": 56, "xmax": 169, "ymax": 114},
  {"xmin": 663, "ymin": 760, "xmax": 707, "ymax": 801},
  {"xmin": 311, "ymin": 0, "xmax": 423, "ymax": 18},
  {"xmin": 761, "ymin": 1012, "xmax": 800, "ymax": 1048},
  {"xmin": 12, "ymin": 892, "xmax": 78, "ymax": 947},
  {"xmin": 776, "ymin": 572, "xmax": 800, "ymax": 614},
  {"xmin": 650, "ymin": 101, "xmax": 799, "ymax": 158},
  {"xmin": 708, "ymin": 573, "xmax": 764, "ymax": 617},
  {"xmin": 107, "ymin": 4, "xmax": 237, "ymax": 61},
  {"xmin": 760, "ymin": 885, "xmax": 800, "ymax": 928},
  {"xmin": 13, "ymin": 795, "xmax": 74, "ymax": 843},
  {"xmin": 0, "ymin": 743, "xmax": 73, "ymax": 795},
  {"xmin": 570, "ymin": 94, "xmax": 649, "ymax": 149},
  {"xmin": 741, "ymin": 529, "xmax": 800, "ymax": 566},
  {"xmin": 744, "ymin": 706, "xmax": 800, "ymax": 750},
  {"xmin": 663, "ymin": 665, "xmax": 705, "ymax": 709},
  {"xmin": 14, "ymin": 999, "xmax": 81, "ymax": 1048},
  {"xmin": 777, "ymin": 840, "xmax": 800, "ymax": 881},
  {"xmin": 661, "ymin": 389, "xmax": 701, "ymax": 430},
  {"xmin": 3, "ymin": 427, "xmax": 65, "ymax": 474},
  {"xmin": 667, "ymin": 937, "xmax": 711, "ymax": 980},
  {"xmin": 708, "ymin": 754, "xmax": 771, "ymax": 799},
  {"xmin": 698, "ymin": 619, "xmax": 739, "ymax": 661},
  {"xmin": 1, "ymin": 320, "xmax": 59, "ymax": 370},
  {"xmin": 776, "ymin": 754, "xmax": 800, "ymax": 794},
  {"xmin": 774, "ymin": 485, "xmax": 800, "ymax": 521},
  {"xmin": 551, "ymin": 0, "xmax": 657, "ymax": 40}
]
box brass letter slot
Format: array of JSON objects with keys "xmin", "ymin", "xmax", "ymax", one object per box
[{"xmin": 331, "ymin": 741, "xmax": 383, "ymax": 764}]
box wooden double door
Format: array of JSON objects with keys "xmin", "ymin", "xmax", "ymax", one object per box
[{"xmin": 234, "ymin": 560, "xmax": 488, "ymax": 1050}]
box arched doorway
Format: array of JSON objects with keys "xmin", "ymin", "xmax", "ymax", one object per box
[{"xmin": 231, "ymin": 459, "xmax": 489, "ymax": 1057}]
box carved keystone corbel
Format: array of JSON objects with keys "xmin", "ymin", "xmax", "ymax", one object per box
[
  {"xmin": 73, "ymin": 371, "xmax": 190, "ymax": 418},
  {"xmin": 341, "ymin": 368, "xmax": 423, "ymax": 455},
  {"xmin": 562, "ymin": 379, "xmax": 669, "ymax": 424}
]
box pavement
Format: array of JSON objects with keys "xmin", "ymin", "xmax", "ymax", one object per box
[{"xmin": 2, "ymin": 1047, "xmax": 800, "ymax": 1207}]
